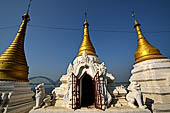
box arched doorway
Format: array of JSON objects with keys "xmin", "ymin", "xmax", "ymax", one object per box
[{"xmin": 81, "ymin": 73, "xmax": 94, "ymax": 107}]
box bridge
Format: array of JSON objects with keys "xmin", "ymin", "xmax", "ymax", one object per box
[{"xmin": 29, "ymin": 75, "xmax": 61, "ymax": 87}]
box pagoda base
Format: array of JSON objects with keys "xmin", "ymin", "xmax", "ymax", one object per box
[
  {"xmin": 0, "ymin": 81, "xmax": 35, "ymax": 113},
  {"xmin": 130, "ymin": 59, "xmax": 170, "ymax": 113}
]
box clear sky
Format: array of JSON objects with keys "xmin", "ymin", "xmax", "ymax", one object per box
[{"xmin": 0, "ymin": 0, "xmax": 170, "ymax": 82}]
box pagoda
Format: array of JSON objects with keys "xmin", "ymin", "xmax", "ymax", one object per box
[
  {"xmin": 0, "ymin": 7, "xmax": 34, "ymax": 113},
  {"xmin": 129, "ymin": 13, "xmax": 170, "ymax": 112},
  {"xmin": 52, "ymin": 15, "xmax": 115, "ymax": 110}
]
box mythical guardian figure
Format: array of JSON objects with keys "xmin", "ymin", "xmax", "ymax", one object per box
[
  {"xmin": 126, "ymin": 81, "xmax": 146, "ymax": 109},
  {"xmin": 33, "ymin": 83, "xmax": 53, "ymax": 110}
]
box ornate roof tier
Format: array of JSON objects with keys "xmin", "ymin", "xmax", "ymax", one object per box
[{"xmin": 0, "ymin": 13, "xmax": 30, "ymax": 81}]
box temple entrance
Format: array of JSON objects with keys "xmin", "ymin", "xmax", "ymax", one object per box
[
  {"xmin": 81, "ymin": 73, "xmax": 94, "ymax": 107},
  {"xmin": 72, "ymin": 72, "xmax": 103, "ymax": 110}
]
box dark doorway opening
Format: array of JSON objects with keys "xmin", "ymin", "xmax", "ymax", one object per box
[{"xmin": 81, "ymin": 73, "xmax": 94, "ymax": 107}]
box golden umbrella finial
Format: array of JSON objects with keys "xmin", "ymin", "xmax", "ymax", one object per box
[
  {"xmin": 78, "ymin": 13, "xmax": 97, "ymax": 57},
  {"xmin": 132, "ymin": 11, "xmax": 135, "ymax": 18},
  {"xmin": 133, "ymin": 12, "xmax": 167, "ymax": 64},
  {"xmin": 132, "ymin": 11, "xmax": 141, "ymax": 28}
]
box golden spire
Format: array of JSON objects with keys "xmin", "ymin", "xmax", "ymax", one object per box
[
  {"xmin": 133, "ymin": 12, "xmax": 167, "ymax": 64},
  {"xmin": 0, "ymin": 12, "xmax": 30, "ymax": 81},
  {"xmin": 78, "ymin": 13, "xmax": 97, "ymax": 57}
]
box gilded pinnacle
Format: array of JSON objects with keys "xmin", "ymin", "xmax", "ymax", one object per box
[
  {"xmin": 78, "ymin": 18, "xmax": 97, "ymax": 57},
  {"xmin": 134, "ymin": 14, "xmax": 167, "ymax": 64},
  {"xmin": 0, "ymin": 13, "xmax": 30, "ymax": 81}
]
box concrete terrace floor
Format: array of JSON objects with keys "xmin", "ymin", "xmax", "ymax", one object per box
[{"xmin": 29, "ymin": 106, "xmax": 151, "ymax": 113}]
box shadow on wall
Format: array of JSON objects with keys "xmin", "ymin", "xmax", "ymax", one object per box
[{"xmin": 145, "ymin": 98, "xmax": 154, "ymax": 113}]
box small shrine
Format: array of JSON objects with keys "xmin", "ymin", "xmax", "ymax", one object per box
[{"xmin": 52, "ymin": 15, "xmax": 115, "ymax": 110}]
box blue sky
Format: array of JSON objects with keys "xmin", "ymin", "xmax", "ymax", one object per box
[{"xmin": 0, "ymin": 0, "xmax": 170, "ymax": 82}]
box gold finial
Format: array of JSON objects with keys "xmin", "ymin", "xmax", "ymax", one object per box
[
  {"xmin": 78, "ymin": 14, "xmax": 97, "ymax": 57},
  {"xmin": 133, "ymin": 12, "xmax": 167, "ymax": 64},
  {"xmin": 132, "ymin": 11, "xmax": 135, "ymax": 17},
  {"xmin": 85, "ymin": 12, "xmax": 87, "ymax": 20},
  {"xmin": 27, "ymin": 0, "xmax": 32, "ymax": 13},
  {"xmin": 0, "ymin": 13, "xmax": 30, "ymax": 81},
  {"xmin": 132, "ymin": 11, "xmax": 141, "ymax": 28},
  {"xmin": 84, "ymin": 12, "xmax": 88, "ymax": 25}
]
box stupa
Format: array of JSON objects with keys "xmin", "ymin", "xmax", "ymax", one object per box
[
  {"xmin": 129, "ymin": 13, "xmax": 170, "ymax": 112},
  {"xmin": 52, "ymin": 15, "xmax": 115, "ymax": 110},
  {"xmin": 0, "ymin": 7, "xmax": 34, "ymax": 113}
]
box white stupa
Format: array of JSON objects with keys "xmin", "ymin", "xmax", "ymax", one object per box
[{"xmin": 129, "ymin": 14, "xmax": 170, "ymax": 112}]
